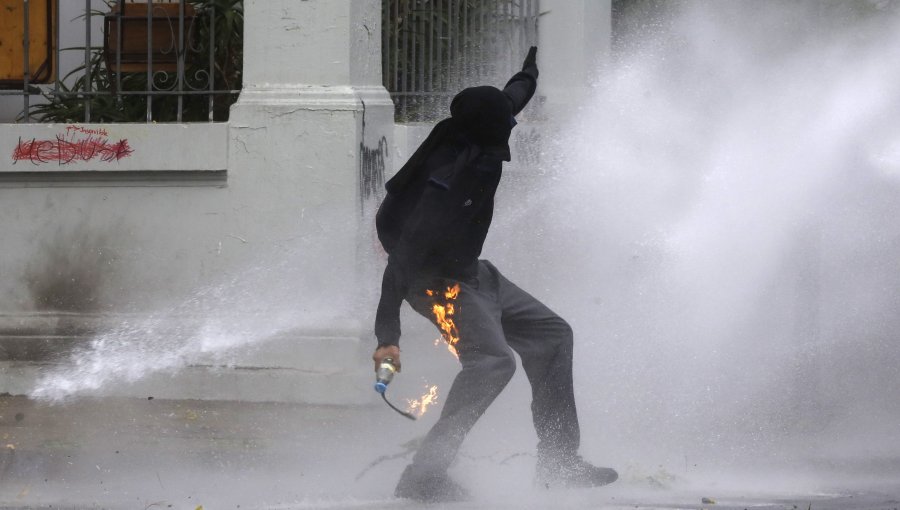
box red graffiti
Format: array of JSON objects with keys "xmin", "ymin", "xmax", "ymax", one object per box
[
  {"xmin": 65, "ymin": 124, "xmax": 110, "ymax": 138},
  {"xmin": 12, "ymin": 135, "xmax": 134, "ymax": 165}
]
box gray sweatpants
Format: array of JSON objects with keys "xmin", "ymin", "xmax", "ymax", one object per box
[{"xmin": 405, "ymin": 260, "xmax": 580, "ymax": 475}]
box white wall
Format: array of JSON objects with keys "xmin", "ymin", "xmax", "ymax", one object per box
[
  {"xmin": 0, "ymin": 0, "xmax": 611, "ymax": 404},
  {"xmin": 540, "ymin": 0, "xmax": 612, "ymax": 112},
  {"xmin": 0, "ymin": 0, "xmax": 394, "ymax": 404}
]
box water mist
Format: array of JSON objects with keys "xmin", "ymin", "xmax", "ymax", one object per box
[
  {"xmin": 16, "ymin": 1, "xmax": 900, "ymax": 505},
  {"xmin": 488, "ymin": 0, "xmax": 900, "ymax": 492},
  {"xmin": 28, "ymin": 245, "xmax": 353, "ymax": 402}
]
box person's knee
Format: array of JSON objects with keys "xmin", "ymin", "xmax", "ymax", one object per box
[
  {"xmin": 557, "ymin": 318, "xmax": 574, "ymax": 350},
  {"xmin": 541, "ymin": 316, "xmax": 573, "ymax": 353},
  {"xmin": 498, "ymin": 351, "xmax": 517, "ymax": 382},
  {"xmin": 482, "ymin": 350, "xmax": 516, "ymax": 385}
]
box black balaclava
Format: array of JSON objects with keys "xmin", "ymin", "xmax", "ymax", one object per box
[
  {"xmin": 450, "ymin": 85, "xmax": 514, "ymax": 148},
  {"xmin": 385, "ymin": 86, "xmax": 515, "ymax": 195}
]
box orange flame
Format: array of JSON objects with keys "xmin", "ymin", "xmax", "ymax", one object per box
[
  {"xmin": 406, "ymin": 385, "xmax": 439, "ymax": 417},
  {"xmin": 428, "ymin": 283, "xmax": 461, "ymax": 359}
]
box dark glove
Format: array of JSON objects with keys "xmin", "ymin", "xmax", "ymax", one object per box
[{"xmin": 521, "ymin": 46, "xmax": 538, "ymax": 78}]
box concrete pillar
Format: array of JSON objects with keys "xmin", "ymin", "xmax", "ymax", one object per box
[
  {"xmin": 220, "ymin": 0, "xmax": 393, "ymax": 403},
  {"xmin": 539, "ymin": 0, "xmax": 612, "ymax": 111}
]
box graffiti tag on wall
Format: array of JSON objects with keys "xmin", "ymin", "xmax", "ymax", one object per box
[
  {"xmin": 359, "ymin": 135, "xmax": 388, "ymax": 208},
  {"xmin": 12, "ymin": 125, "xmax": 133, "ymax": 165}
]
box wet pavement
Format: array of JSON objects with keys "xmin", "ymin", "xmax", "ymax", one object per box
[{"xmin": 2, "ymin": 394, "xmax": 899, "ymax": 509}]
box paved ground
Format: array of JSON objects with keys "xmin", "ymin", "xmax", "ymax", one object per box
[{"xmin": 2, "ymin": 395, "xmax": 899, "ymax": 510}]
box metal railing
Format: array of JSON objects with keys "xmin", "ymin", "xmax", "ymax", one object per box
[
  {"xmin": 382, "ymin": 0, "xmax": 540, "ymax": 122},
  {"xmin": 1, "ymin": 0, "xmax": 242, "ymax": 123}
]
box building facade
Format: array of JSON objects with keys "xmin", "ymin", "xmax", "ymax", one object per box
[{"xmin": 0, "ymin": 0, "xmax": 610, "ymax": 403}]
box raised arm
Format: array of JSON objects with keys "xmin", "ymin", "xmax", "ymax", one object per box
[{"xmin": 503, "ymin": 46, "xmax": 539, "ymax": 116}]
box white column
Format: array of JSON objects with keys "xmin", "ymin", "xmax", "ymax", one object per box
[
  {"xmin": 539, "ymin": 0, "xmax": 612, "ymax": 111},
  {"xmin": 222, "ymin": 0, "xmax": 393, "ymax": 403}
]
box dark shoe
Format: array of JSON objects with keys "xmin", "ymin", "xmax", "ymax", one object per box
[
  {"xmin": 394, "ymin": 465, "xmax": 470, "ymax": 503},
  {"xmin": 536, "ymin": 455, "xmax": 618, "ymax": 489}
]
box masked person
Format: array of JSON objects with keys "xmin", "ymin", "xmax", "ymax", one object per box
[{"xmin": 373, "ymin": 47, "xmax": 618, "ymax": 503}]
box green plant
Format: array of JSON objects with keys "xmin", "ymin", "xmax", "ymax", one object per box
[
  {"xmin": 192, "ymin": 0, "xmax": 243, "ymax": 120},
  {"xmin": 21, "ymin": 0, "xmax": 242, "ymax": 123},
  {"xmin": 24, "ymin": 47, "xmax": 144, "ymax": 123}
]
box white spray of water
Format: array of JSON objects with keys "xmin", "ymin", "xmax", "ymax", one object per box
[
  {"xmin": 491, "ymin": 0, "xmax": 900, "ymax": 475},
  {"xmin": 29, "ymin": 248, "xmax": 349, "ymax": 402}
]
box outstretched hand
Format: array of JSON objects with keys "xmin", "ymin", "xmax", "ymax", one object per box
[
  {"xmin": 522, "ymin": 46, "xmax": 538, "ymax": 76},
  {"xmin": 373, "ymin": 344, "xmax": 401, "ymax": 373}
]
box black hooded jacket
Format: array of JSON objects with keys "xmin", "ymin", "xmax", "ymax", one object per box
[{"xmin": 374, "ymin": 68, "xmax": 538, "ymax": 347}]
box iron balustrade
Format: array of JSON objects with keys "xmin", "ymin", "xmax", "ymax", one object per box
[
  {"xmin": 6, "ymin": 1, "xmax": 534, "ymax": 123},
  {"xmin": 382, "ymin": 0, "xmax": 540, "ymax": 122},
  {"xmin": 1, "ymin": 0, "xmax": 242, "ymax": 123}
]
